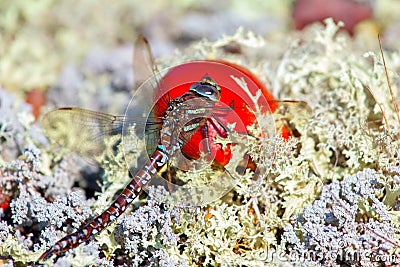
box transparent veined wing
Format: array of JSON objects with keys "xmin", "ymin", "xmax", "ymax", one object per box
[
  {"xmin": 270, "ymin": 100, "xmax": 312, "ymax": 138},
  {"xmin": 42, "ymin": 107, "xmax": 163, "ymax": 161}
]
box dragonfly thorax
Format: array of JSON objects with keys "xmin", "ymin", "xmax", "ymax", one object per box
[
  {"xmin": 190, "ymin": 75, "xmax": 221, "ymax": 102},
  {"xmin": 160, "ymin": 76, "xmax": 221, "ymax": 157}
]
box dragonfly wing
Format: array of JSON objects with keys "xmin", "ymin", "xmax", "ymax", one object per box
[
  {"xmin": 271, "ymin": 100, "xmax": 312, "ymax": 119},
  {"xmin": 43, "ymin": 36, "xmax": 170, "ymax": 163},
  {"xmin": 133, "ymin": 35, "xmax": 159, "ymax": 88},
  {"xmin": 42, "ymin": 107, "xmax": 163, "ymax": 161},
  {"xmin": 42, "ymin": 108, "xmax": 127, "ymax": 158},
  {"xmin": 133, "ymin": 35, "xmax": 172, "ymax": 117},
  {"xmin": 210, "ymin": 99, "xmax": 312, "ymax": 137},
  {"xmin": 271, "ymin": 100, "xmax": 312, "ymax": 137}
]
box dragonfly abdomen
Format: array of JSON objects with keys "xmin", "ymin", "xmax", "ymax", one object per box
[
  {"xmin": 39, "ymin": 145, "xmax": 169, "ymax": 260},
  {"xmin": 40, "ymin": 80, "xmax": 218, "ymax": 261}
]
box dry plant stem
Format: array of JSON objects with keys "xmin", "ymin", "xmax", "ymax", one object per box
[
  {"xmin": 364, "ymin": 86, "xmax": 390, "ymax": 134},
  {"xmin": 364, "ymin": 85, "xmax": 394, "ymax": 162},
  {"xmin": 363, "ymin": 35, "xmax": 400, "ymax": 163},
  {"xmin": 378, "ymin": 35, "xmax": 400, "ymax": 129}
]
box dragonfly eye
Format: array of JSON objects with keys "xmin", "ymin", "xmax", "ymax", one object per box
[{"xmin": 190, "ymin": 75, "xmax": 221, "ymax": 101}]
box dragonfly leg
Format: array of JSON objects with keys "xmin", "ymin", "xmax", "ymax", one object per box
[{"xmin": 202, "ymin": 123, "xmax": 212, "ymax": 155}]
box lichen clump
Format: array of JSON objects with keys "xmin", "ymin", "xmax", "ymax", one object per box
[{"xmin": 1, "ymin": 19, "xmax": 400, "ymax": 266}]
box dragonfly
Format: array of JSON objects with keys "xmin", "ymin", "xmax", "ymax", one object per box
[{"xmin": 39, "ymin": 36, "xmax": 310, "ymax": 261}]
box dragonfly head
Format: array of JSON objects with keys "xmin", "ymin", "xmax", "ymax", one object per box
[{"xmin": 190, "ymin": 75, "xmax": 221, "ymax": 101}]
